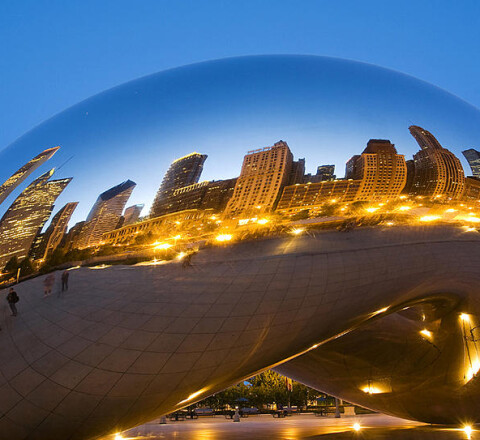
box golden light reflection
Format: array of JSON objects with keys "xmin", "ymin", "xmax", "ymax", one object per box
[
  {"xmin": 178, "ymin": 388, "xmax": 208, "ymax": 405},
  {"xmin": 353, "ymin": 423, "xmax": 362, "ymax": 432},
  {"xmin": 153, "ymin": 242, "xmax": 172, "ymax": 250},
  {"xmin": 372, "ymin": 307, "xmax": 389, "ymax": 316},
  {"xmin": 419, "ymin": 215, "xmax": 441, "ymax": 222},
  {"xmin": 361, "ymin": 384, "xmax": 383, "ymax": 394},
  {"xmin": 216, "ymin": 234, "xmax": 232, "ymax": 242},
  {"xmin": 257, "ymin": 218, "xmax": 269, "ymax": 225},
  {"xmin": 420, "ymin": 329, "xmax": 433, "ymax": 339},
  {"xmin": 290, "ymin": 228, "xmax": 305, "ymax": 235},
  {"xmin": 464, "ymin": 425, "xmax": 473, "ymax": 439},
  {"xmin": 365, "ymin": 207, "xmax": 379, "ymax": 213}
]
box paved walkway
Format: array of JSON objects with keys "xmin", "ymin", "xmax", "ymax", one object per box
[{"xmin": 113, "ymin": 413, "xmax": 476, "ymax": 439}]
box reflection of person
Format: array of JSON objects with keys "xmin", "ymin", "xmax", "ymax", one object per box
[
  {"xmin": 61, "ymin": 270, "xmax": 69, "ymax": 291},
  {"xmin": 7, "ymin": 287, "xmax": 19, "ymax": 316},
  {"xmin": 44, "ymin": 273, "xmax": 55, "ymax": 297}
]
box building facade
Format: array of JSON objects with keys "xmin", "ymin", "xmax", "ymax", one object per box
[
  {"xmin": 224, "ymin": 141, "xmax": 293, "ymax": 216},
  {"xmin": 316, "ymin": 164, "xmax": 336, "ymax": 181},
  {"xmin": 150, "ymin": 152, "xmax": 207, "ymax": 218},
  {"xmin": 122, "ymin": 204, "xmax": 144, "ymax": 227},
  {"xmin": 463, "ymin": 149, "xmax": 480, "ymax": 179},
  {"xmin": 0, "ymin": 146, "xmax": 59, "ymax": 206},
  {"xmin": 346, "ymin": 139, "xmax": 407, "ymax": 202},
  {"xmin": 101, "ymin": 209, "xmax": 213, "ymax": 245},
  {"xmin": 277, "ymin": 180, "xmax": 362, "ymax": 215},
  {"xmin": 0, "ymin": 169, "xmax": 72, "ymax": 269},
  {"xmin": 74, "ymin": 180, "xmax": 136, "ymax": 249},
  {"xmin": 409, "ymin": 125, "xmax": 465, "ymax": 198},
  {"xmin": 31, "ymin": 202, "xmax": 78, "ymax": 261}
]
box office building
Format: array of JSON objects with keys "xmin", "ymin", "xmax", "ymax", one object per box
[
  {"xmin": 277, "ymin": 180, "xmax": 362, "ymax": 214},
  {"xmin": 409, "ymin": 125, "xmax": 465, "ymax": 198},
  {"xmin": 31, "ymin": 202, "xmax": 78, "ymax": 261},
  {"xmin": 150, "ymin": 152, "xmax": 207, "ymax": 217},
  {"xmin": 122, "ymin": 204, "xmax": 144, "ymax": 226},
  {"xmin": 463, "ymin": 149, "xmax": 480, "ymax": 179},
  {"xmin": 288, "ymin": 158, "xmax": 306, "ymax": 185},
  {"xmin": 0, "ymin": 169, "xmax": 72, "ymax": 269},
  {"xmin": 316, "ymin": 164, "xmax": 336, "ymax": 181},
  {"xmin": 0, "ymin": 146, "xmax": 59, "ymax": 206},
  {"xmin": 346, "ymin": 139, "xmax": 407, "ymax": 201},
  {"xmin": 224, "ymin": 141, "xmax": 293, "ymax": 216},
  {"xmin": 75, "ymin": 180, "xmax": 136, "ymax": 249}
]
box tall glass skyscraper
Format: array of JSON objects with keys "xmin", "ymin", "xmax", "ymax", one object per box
[
  {"xmin": 150, "ymin": 152, "xmax": 207, "ymax": 218},
  {"xmin": 462, "ymin": 148, "xmax": 480, "ymax": 178},
  {"xmin": 0, "ymin": 169, "xmax": 72, "ymax": 269},
  {"xmin": 75, "ymin": 180, "xmax": 136, "ymax": 249},
  {"xmin": 409, "ymin": 125, "xmax": 465, "ymax": 199},
  {"xmin": 0, "ymin": 146, "xmax": 59, "ymax": 206},
  {"xmin": 31, "ymin": 202, "xmax": 78, "ymax": 261}
]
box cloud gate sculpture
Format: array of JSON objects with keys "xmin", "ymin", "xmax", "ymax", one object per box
[{"xmin": 2, "ymin": 55, "xmax": 480, "ymax": 439}]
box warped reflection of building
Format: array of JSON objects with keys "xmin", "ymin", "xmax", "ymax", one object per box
[
  {"xmin": 74, "ymin": 180, "xmax": 136, "ymax": 249},
  {"xmin": 224, "ymin": 141, "xmax": 295, "ymax": 216},
  {"xmin": 463, "ymin": 148, "xmax": 480, "ymax": 179},
  {"xmin": 0, "ymin": 169, "xmax": 71, "ymax": 269},
  {"xmin": 31, "ymin": 202, "xmax": 78, "ymax": 261},
  {"xmin": 0, "ymin": 146, "xmax": 59, "ymax": 206},
  {"xmin": 101, "ymin": 208, "xmax": 213, "ymax": 245},
  {"xmin": 277, "ymin": 139, "xmax": 406, "ymax": 214},
  {"xmin": 150, "ymin": 152, "xmax": 207, "ymax": 218},
  {"xmin": 409, "ymin": 125, "xmax": 465, "ymax": 199},
  {"xmin": 345, "ymin": 139, "xmax": 406, "ymax": 201}
]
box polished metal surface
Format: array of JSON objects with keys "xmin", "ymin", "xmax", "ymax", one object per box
[{"xmin": 2, "ymin": 56, "xmax": 480, "ymax": 439}]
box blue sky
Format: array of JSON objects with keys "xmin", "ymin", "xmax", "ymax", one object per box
[{"xmin": 2, "ymin": 0, "xmax": 480, "ymax": 151}]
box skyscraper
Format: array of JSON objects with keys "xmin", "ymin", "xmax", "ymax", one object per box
[
  {"xmin": 0, "ymin": 146, "xmax": 60, "ymax": 206},
  {"xmin": 409, "ymin": 126, "xmax": 465, "ymax": 198},
  {"xmin": 75, "ymin": 180, "xmax": 136, "ymax": 249},
  {"xmin": 122, "ymin": 204, "xmax": 144, "ymax": 226},
  {"xmin": 346, "ymin": 139, "xmax": 407, "ymax": 201},
  {"xmin": 31, "ymin": 202, "xmax": 78, "ymax": 261},
  {"xmin": 316, "ymin": 164, "xmax": 336, "ymax": 181},
  {"xmin": 150, "ymin": 152, "xmax": 207, "ymax": 218},
  {"xmin": 463, "ymin": 149, "xmax": 480, "ymax": 178},
  {"xmin": 0, "ymin": 169, "xmax": 72, "ymax": 269},
  {"xmin": 224, "ymin": 141, "xmax": 293, "ymax": 216}
]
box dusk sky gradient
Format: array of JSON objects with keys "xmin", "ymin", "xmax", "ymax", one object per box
[{"xmin": 2, "ymin": 0, "xmax": 480, "ymax": 150}]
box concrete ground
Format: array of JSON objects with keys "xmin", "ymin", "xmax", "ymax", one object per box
[{"xmin": 115, "ymin": 413, "xmax": 476, "ymax": 439}]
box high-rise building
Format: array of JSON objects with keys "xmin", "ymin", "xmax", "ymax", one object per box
[
  {"xmin": 463, "ymin": 177, "xmax": 480, "ymax": 201},
  {"xmin": 0, "ymin": 146, "xmax": 60, "ymax": 206},
  {"xmin": 316, "ymin": 164, "xmax": 336, "ymax": 181},
  {"xmin": 75, "ymin": 180, "xmax": 136, "ymax": 249},
  {"xmin": 0, "ymin": 169, "xmax": 72, "ymax": 269},
  {"xmin": 224, "ymin": 141, "xmax": 293, "ymax": 216},
  {"xmin": 31, "ymin": 202, "xmax": 78, "ymax": 261},
  {"xmin": 121, "ymin": 204, "xmax": 144, "ymax": 227},
  {"xmin": 148, "ymin": 178, "xmax": 237, "ymax": 216},
  {"xmin": 288, "ymin": 158, "xmax": 306, "ymax": 185},
  {"xmin": 346, "ymin": 139, "xmax": 407, "ymax": 201},
  {"xmin": 409, "ymin": 125, "xmax": 465, "ymax": 198},
  {"xmin": 463, "ymin": 149, "xmax": 480, "ymax": 179},
  {"xmin": 150, "ymin": 152, "xmax": 207, "ymax": 218},
  {"xmin": 277, "ymin": 180, "xmax": 362, "ymax": 215}
]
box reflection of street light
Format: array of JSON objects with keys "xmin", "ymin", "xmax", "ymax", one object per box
[{"xmin": 216, "ymin": 234, "xmax": 232, "ymax": 242}]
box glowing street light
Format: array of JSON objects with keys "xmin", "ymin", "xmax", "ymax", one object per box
[
  {"xmin": 153, "ymin": 242, "xmax": 172, "ymax": 250},
  {"xmin": 419, "ymin": 215, "xmax": 440, "ymax": 222},
  {"xmin": 420, "ymin": 329, "xmax": 433, "ymax": 339},
  {"xmin": 353, "ymin": 423, "xmax": 362, "ymax": 432},
  {"xmin": 464, "ymin": 425, "xmax": 473, "ymax": 439},
  {"xmin": 290, "ymin": 228, "xmax": 305, "ymax": 235}
]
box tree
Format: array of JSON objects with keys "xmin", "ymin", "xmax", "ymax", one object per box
[{"xmin": 3, "ymin": 256, "xmax": 19, "ymax": 274}]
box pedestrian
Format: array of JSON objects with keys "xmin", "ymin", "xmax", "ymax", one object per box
[
  {"xmin": 61, "ymin": 270, "xmax": 69, "ymax": 291},
  {"xmin": 43, "ymin": 273, "xmax": 55, "ymax": 297},
  {"xmin": 7, "ymin": 287, "xmax": 19, "ymax": 316}
]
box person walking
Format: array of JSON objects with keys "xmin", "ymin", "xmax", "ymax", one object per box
[
  {"xmin": 43, "ymin": 273, "xmax": 55, "ymax": 297},
  {"xmin": 61, "ymin": 270, "xmax": 69, "ymax": 291},
  {"xmin": 7, "ymin": 287, "xmax": 19, "ymax": 316}
]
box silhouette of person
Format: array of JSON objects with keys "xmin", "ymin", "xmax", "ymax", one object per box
[{"xmin": 7, "ymin": 287, "xmax": 19, "ymax": 316}]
